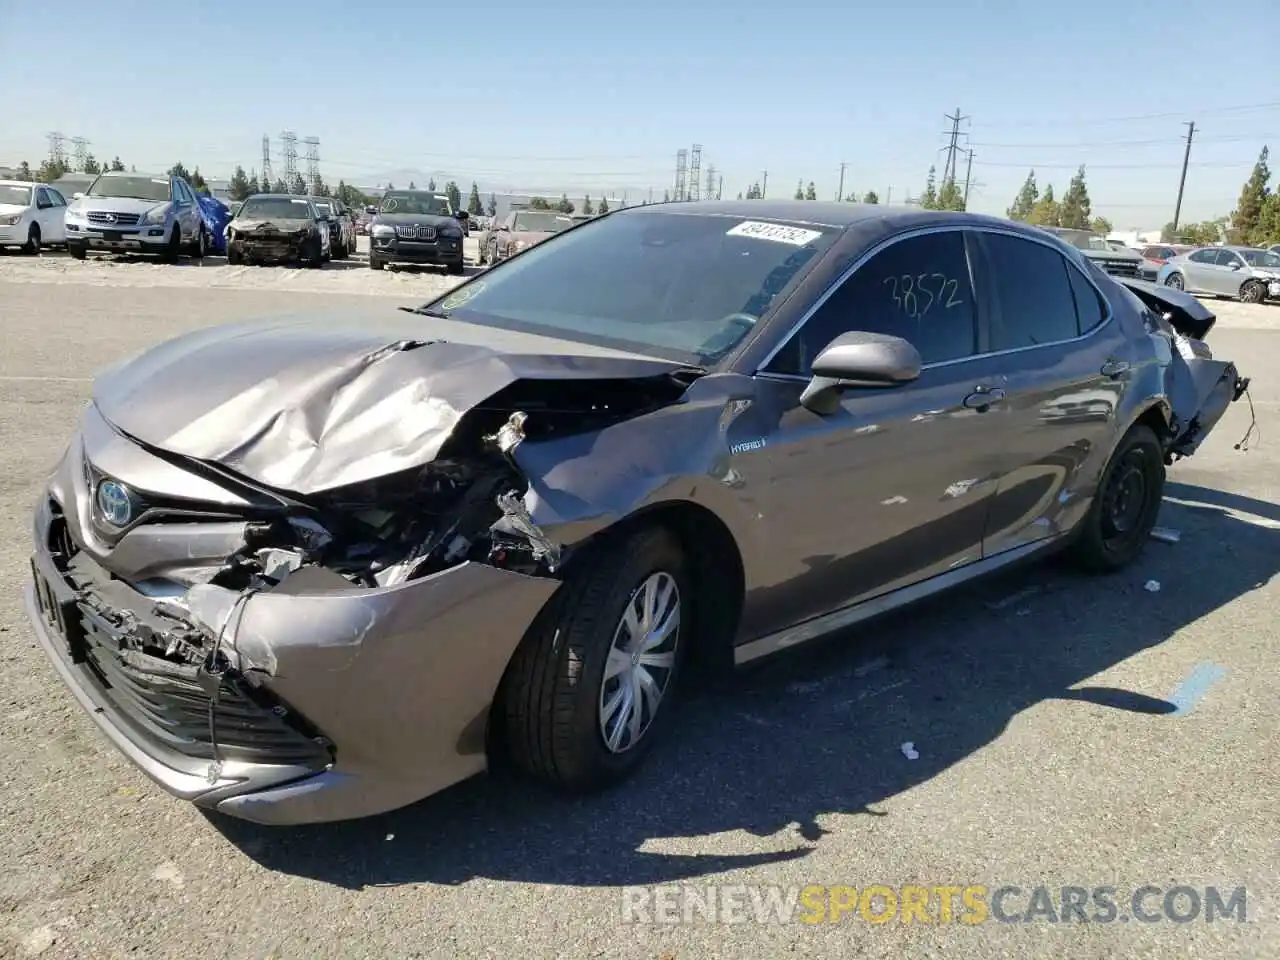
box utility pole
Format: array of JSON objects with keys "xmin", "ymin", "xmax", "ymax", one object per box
[
  {"xmin": 836, "ymin": 162, "xmax": 847, "ymax": 201},
  {"xmin": 963, "ymin": 150, "xmax": 975, "ymax": 207},
  {"xmin": 717, "ymin": 174, "xmax": 723, "ymax": 200},
  {"xmin": 886, "ymin": 186, "xmax": 892, "ymax": 205},
  {"xmin": 761, "ymin": 170, "xmax": 768, "ymax": 198},
  {"xmin": 1172, "ymin": 121, "xmax": 1196, "ymax": 234}
]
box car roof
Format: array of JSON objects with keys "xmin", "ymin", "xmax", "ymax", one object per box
[
  {"xmin": 0, "ymin": 179, "xmax": 36, "ymax": 188},
  {"xmin": 96, "ymin": 170, "xmax": 167, "ymax": 179},
  {"xmin": 245, "ymin": 193, "xmax": 312, "ymax": 202}
]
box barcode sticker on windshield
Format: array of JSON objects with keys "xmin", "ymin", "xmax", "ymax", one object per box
[{"xmin": 726, "ymin": 221, "xmax": 822, "ymax": 246}]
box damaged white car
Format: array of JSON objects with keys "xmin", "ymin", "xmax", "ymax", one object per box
[{"xmin": 26, "ymin": 202, "xmax": 1250, "ymax": 824}]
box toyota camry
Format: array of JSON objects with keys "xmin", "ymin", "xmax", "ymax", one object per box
[{"xmin": 25, "ymin": 201, "xmax": 1248, "ymax": 825}]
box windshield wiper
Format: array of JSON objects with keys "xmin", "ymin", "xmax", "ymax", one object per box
[{"xmin": 399, "ymin": 305, "xmax": 450, "ymax": 318}]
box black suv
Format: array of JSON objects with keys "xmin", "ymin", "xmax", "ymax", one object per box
[
  {"xmin": 368, "ymin": 190, "xmax": 468, "ymax": 273},
  {"xmin": 1042, "ymin": 226, "xmax": 1145, "ymax": 279}
]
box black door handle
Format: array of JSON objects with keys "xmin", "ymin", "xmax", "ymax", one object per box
[
  {"xmin": 963, "ymin": 387, "xmax": 1005, "ymax": 411},
  {"xmin": 1101, "ymin": 358, "xmax": 1131, "ymax": 379}
]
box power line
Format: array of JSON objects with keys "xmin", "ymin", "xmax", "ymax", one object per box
[
  {"xmin": 973, "ymin": 159, "xmax": 1251, "ymax": 170},
  {"xmin": 966, "ymin": 100, "xmax": 1280, "ymax": 129},
  {"xmin": 967, "ymin": 133, "xmax": 1273, "ymax": 149}
]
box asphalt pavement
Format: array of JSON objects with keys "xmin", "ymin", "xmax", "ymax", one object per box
[{"xmin": 0, "ymin": 277, "xmax": 1276, "ymax": 959}]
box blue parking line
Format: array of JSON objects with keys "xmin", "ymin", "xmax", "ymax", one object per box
[{"xmin": 1167, "ymin": 663, "xmax": 1227, "ymax": 716}]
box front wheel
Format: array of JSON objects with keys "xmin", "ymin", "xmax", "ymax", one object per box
[
  {"xmin": 68, "ymin": 242, "xmax": 86, "ymax": 260},
  {"xmin": 446, "ymin": 259, "xmax": 464, "ymax": 275},
  {"xmin": 500, "ymin": 527, "xmax": 689, "ymax": 791},
  {"xmin": 160, "ymin": 227, "xmax": 181, "ymax": 263},
  {"xmin": 22, "ymin": 224, "xmax": 40, "ymax": 255},
  {"xmin": 1068, "ymin": 424, "xmax": 1166, "ymax": 573},
  {"xmin": 1163, "ymin": 272, "xmax": 1184, "ymax": 291},
  {"xmin": 1240, "ymin": 280, "xmax": 1266, "ymax": 304}
]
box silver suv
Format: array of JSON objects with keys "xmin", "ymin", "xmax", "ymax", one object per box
[{"xmin": 65, "ymin": 171, "xmax": 207, "ymax": 261}]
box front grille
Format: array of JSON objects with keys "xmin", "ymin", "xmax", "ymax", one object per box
[
  {"xmin": 38, "ymin": 509, "xmax": 330, "ymax": 768},
  {"xmin": 395, "ymin": 224, "xmax": 436, "ymax": 240},
  {"xmin": 1100, "ymin": 260, "xmax": 1140, "ymax": 278},
  {"xmin": 87, "ymin": 211, "xmax": 141, "ymax": 226},
  {"xmin": 77, "ymin": 608, "xmax": 332, "ymax": 766}
]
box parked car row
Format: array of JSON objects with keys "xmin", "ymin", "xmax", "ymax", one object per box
[{"xmin": 1156, "ymin": 245, "xmax": 1280, "ymax": 304}]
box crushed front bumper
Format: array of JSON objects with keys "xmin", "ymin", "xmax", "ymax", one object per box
[
  {"xmin": 228, "ymin": 235, "xmax": 309, "ymax": 262},
  {"xmin": 66, "ymin": 221, "xmax": 169, "ymax": 252},
  {"xmin": 26, "ymin": 494, "xmax": 559, "ymax": 825}
]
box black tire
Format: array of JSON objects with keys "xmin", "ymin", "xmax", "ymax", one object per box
[
  {"xmin": 23, "ymin": 224, "xmax": 40, "ymax": 255},
  {"xmin": 160, "ymin": 227, "xmax": 181, "ymax": 263},
  {"xmin": 192, "ymin": 225, "xmax": 207, "ymax": 260},
  {"xmin": 304, "ymin": 240, "xmax": 324, "ymax": 268},
  {"xmin": 1164, "ymin": 272, "xmax": 1184, "ymax": 291},
  {"xmin": 1240, "ymin": 280, "xmax": 1266, "ymax": 304},
  {"xmin": 446, "ymin": 259, "xmax": 464, "ymax": 275},
  {"xmin": 227, "ymin": 246, "xmax": 243, "ymax": 266},
  {"xmin": 1068, "ymin": 424, "xmax": 1165, "ymax": 573},
  {"xmin": 68, "ymin": 242, "xmax": 86, "ymax": 260},
  {"xmin": 369, "ymin": 256, "xmax": 384, "ymax": 270},
  {"xmin": 500, "ymin": 527, "xmax": 690, "ymax": 791}
]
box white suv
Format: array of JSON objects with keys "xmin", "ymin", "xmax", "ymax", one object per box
[{"xmin": 0, "ymin": 180, "xmax": 68, "ymax": 253}]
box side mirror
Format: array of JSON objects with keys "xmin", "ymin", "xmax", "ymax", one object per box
[{"xmin": 799, "ymin": 331, "xmax": 921, "ymax": 415}]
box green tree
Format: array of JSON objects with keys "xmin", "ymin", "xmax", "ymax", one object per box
[
  {"xmin": 1026, "ymin": 184, "xmax": 1060, "ymax": 226},
  {"xmin": 289, "ymin": 172, "xmax": 307, "ymax": 195},
  {"xmin": 16, "ymin": 161, "xmax": 32, "ymax": 181},
  {"xmin": 247, "ymin": 172, "xmax": 261, "ymax": 196},
  {"xmin": 937, "ymin": 176, "xmax": 965, "ymax": 211},
  {"xmin": 35, "ymin": 158, "xmax": 68, "ymax": 182},
  {"xmin": 1163, "ymin": 220, "xmax": 1224, "ymax": 245},
  {"xmin": 1057, "ymin": 165, "xmax": 1092, "ymax": 229},
  {"xmin": 408, "ymin": 180, "xmax": 416, "ymax": 189},
  {"xmin": 229, "ymin": 165, "xmax": 252, "ymax": 201},
  {"xmin": 794, "ymin": 180, "xmax": 805, "ymax": 200},
  {"xmin": 598, "ymin": 196, "xmax": 609, "ymax": 214},
  {"xmin": 582, "ymin": 195, "xmax": 593, "ymax": 215},
  {"xmin": 744, "ymin": 182, "xmax": 762, "ymax": 199},
  {"xmin": 83, "ymin": 154, "xmax": 100, "ymax": 175},
  {"xmin": 445, "ymin": 181, "xmax": 462, "ymax": 211},
  {"xmin": 804, "ymin": 181, "xmax": 817, "ymax": 200},
  {"xmin": 191, "ymin": 168, "xmax": 210, "ymax": 194},
  {"xmin": 109, "ymin": 156, "xmax": 125, "ymax": 172},
  {"xmin": 920, "ymin": 167, "xmax": 938, "ymax": 209},
  {"xmin": 427, "ymin": 178, "xmax": 437, "ymax": 190},
  {"xmin": 663, "ymin": 189, "xmax": 671, "ymax": 202},
  {"xmin": 1228, "ymin": 146, "xmax": 1271, "ymax": 245},
  {"xmin": 529, "ymin": 196, "xmax": 551, "ymax": 209},
  {"xmin": 467, "ymin": 182, "xmax": 483, "ymax": 216},
  {"xmin": 168, "ymin": 162, "xmax": 192, "ymax": 182},
  {"xmin": 845, "ymin": 192, "xmax": 859, "ymax": 201},
  {"xmin": 386, "ymin": 182, "xmax": 395, "ymax": 191},
  {"xmin": 487, "ymin": 193, "xmax": 497, "ymax": 217},
  {"xmin": 1007, "ymin": 170, "xmax": 1039, "ymax": 221},
  {"xmin": 273, "ymin": 178, "xmax": 288, "ymax": 193},
  {"xmin": 1257, "ymin": 192, "xmax": 1280, "ymax": 245},
  {"xmin": 862, "ymin": 190, "xmax": 879, "ymax": 204},
  {"xmin": 556, "ymin": 193, "xmax": 575, "ymax": 213},
  {"xmin": 1090, "ymin": 216, "xmax": 1113, "ymax": 235}
]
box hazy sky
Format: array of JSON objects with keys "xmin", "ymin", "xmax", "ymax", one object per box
[{"xmin": 2, "ymin": 0, "xmax": 1276, "ymax": 228}]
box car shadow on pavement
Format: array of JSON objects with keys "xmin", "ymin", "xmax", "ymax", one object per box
[{"xmin": 209, "ymin": 481, "xmax": 1278, "ymax": 890}]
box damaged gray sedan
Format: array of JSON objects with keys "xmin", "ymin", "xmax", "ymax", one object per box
[{"xmin": 26, "ymin": 201, "xmax": 1249, "ymax": 825}]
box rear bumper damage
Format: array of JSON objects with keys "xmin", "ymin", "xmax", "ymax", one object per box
[{"xmin": 28, "ymin": 493, "xmax": 558, "ymax": 824}]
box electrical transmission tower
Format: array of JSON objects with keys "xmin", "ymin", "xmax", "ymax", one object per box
[
  {"xmin": 261, "ymin": 135, "xmax": 274, "ymax": 188},
  {"xmin": 70, "ymin": 137, "xmax": 90, "ymax": 172},
  {"xmin": 674, "ymin": 149, "xmax": 688, "ymax": 202},
  {"xmin": 47, "ymin": 132, "xmax": 67, "ymax": 169},
  {"xmin": 303, "ymin": 137, "xmax": 320, "ymax": 192},
  {"xmin": 688, "ymin": 144, "xmax": 702, "ymax": 202},
  {"xmin": 941, "ymin": 108, "xmax": 969, "ymax": 184},
  {"xmin": 705, "ymin": 164, "xmax": 717, "ymax": 200},
  {"xmin": 281, "ymin": 131, "xmax": 299, "ymax": 192}
]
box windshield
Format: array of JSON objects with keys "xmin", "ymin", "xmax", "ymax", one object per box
[
  {"xmin": 513, "ymin": 212, "xmax": 574, "ymax": 233},
  {"xmin": 238, "ymin": 197, "xmax": 314, "ymax": 219},
  {"xmin": 87, "ymin": 175, "xmax": 171, "ymax": 202},
  {"xmin": 0, "ymin": 184, "xmax": 33, "ymax": 206},
  {"xmin": 425, "ymin": 211, "xmax": 839, "ymax": 364},
  {"xmin": 1240, "ymin": 249, "xmax": 1280, "ymax": 269},
  {"xmin": 379, "ymin": 192, "xmax": 451, "ymax": 216},
  {"xmin": 312, "ymin": 200, "xmax": 333, "ymax": 215},
  {"xmin": 1054, "ymin": 229, "xmax": 1112, "ymax": 252}
]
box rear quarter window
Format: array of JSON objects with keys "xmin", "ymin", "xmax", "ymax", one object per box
[{"xmin": 979, "ymin": 233, "xmax": 1080, "ymax": 349}]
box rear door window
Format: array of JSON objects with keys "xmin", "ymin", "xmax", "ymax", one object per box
[{"xmin": 978, "ymin": 232, "xmax": 1081, "ymax": 349}]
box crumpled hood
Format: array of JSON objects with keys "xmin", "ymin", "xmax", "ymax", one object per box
[
  {"xmin": 91, "ymin": 311, "xmax": 687, "ymax": 496},
  {"xmin": 232, "ymin": 217, "xmax": 312, "ymax": 232}
]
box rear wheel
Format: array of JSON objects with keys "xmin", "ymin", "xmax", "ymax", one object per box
[
  {"xmin": 22, "ymin": 224, "xmax": 40, "ymax": 255},
  {"xmin": 1069, "ymin": 424, "xmax": 1165, "ymax": 573},
  {"xmin": 1164, "ymin": 272, "xmax": 1184, "ymax": 291},
  {"xmin": 1240, "ymin": 280, "xmax": 1266, "ymax": 304},
  {"xmin": 369, "ymin": 255, "xmax": 384, "ymax": 270},
  {"xmin": 68, "ymin": 242, "xmax": 87, "ymax": 260},
  {"xmin": 500, "ymin": 527, "xmax": 689, "ymax": 791}
]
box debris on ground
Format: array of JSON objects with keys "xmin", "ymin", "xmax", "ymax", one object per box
[
  {"xmin": 901, "ymin": 742, "xmax": 920, "ymax": 760},
  {"xmin": 1144, "ymin": 580, "xmax": 1162, "ymax": 593},
  {"xmin": 1150, "ymin": 526, "xmax": 1182, "ymax": 544}
]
